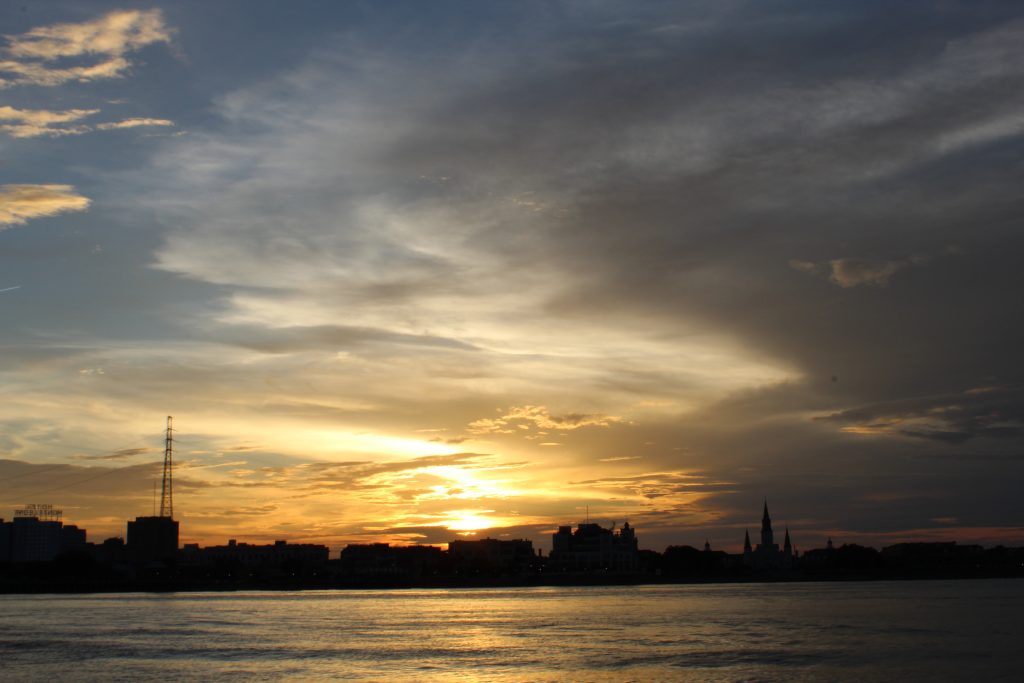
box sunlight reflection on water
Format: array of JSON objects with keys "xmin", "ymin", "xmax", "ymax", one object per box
[{"xmin": 1, "ymin": 580, "xmax": 1021, "ymax": 681}]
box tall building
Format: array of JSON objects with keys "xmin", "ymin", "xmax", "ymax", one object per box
[
  {"xmin": 2, "ymin": 505, "xmax": 87, "ymax": 562},
  {"xmin": 11, "ymin": 516, "xmax": 62, "ymax": 562},
  {"xmin": 126, "ymin": 516, "xmax": 179, "ymax": 563},
  {"xmin": 127, "ymin": 417, "xmax": 179, "ymax": 563}
]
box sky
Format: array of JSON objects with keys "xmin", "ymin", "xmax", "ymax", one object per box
[{"xmin": 2, "ymin": 1, "xmax": 1023, "ymax": 554}]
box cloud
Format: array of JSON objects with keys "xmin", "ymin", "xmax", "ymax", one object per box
[
  {"xmin": 788, "ymin": 255, "xmax": 931, "ymax": 288},
  {"xmin": 0, "ymin": 105, "xmax": 99, "ymax": 138},
  {"xmin": 467, "ymin": 405, "xmax": 621, "ymax": 435},
  {"xmin": 0, "ymin": 107, "xmax": 174, "ymax": 138},
  {"xmin": 827, "ymin": 258, "xmax": 907, "ymax": 288},
  {"xmin": 1, "ymin": 10, "xmax": 171, "ymax": 88},
  {"xmin": 96, "ymin": 118, "xmax": 175, "ymax": 130},
  {"xmin": 0, "ymin": 184, "xmax": 90, "ymax": 227},
  {"xmin": 0, "ymin": 56, "xmax": 130, "ymax": 88},
  {"xmin": 73, "ymin": 447, "xmax": 156, "ymax": 461},
  {"xmin": 4, "ymin": 9, "xmax": 170, "ymax": 60},
  {"xmin": 214, "ymin": 323, "xmax": 477, "ymax": 354},
  {"xmin": 814, "ymin": 386, "xmax": 1024, "ymax": 443}
]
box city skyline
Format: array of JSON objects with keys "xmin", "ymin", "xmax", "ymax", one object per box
[{"xmin": 2, "ymin": 2, "xmax": 1024, "ymax": 553}]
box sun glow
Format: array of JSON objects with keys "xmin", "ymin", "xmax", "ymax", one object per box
[
  {"xmin": 423, "ymin": 465, "xmax": 519, "ymax": 500},
  {"xmin": 442, "ymin": 510, "xmax": 501, "ymax": 532}
]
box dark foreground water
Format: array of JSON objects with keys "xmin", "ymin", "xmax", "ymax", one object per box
[{"xmin": 1, "ymin": 579, "xmax": 1022, "ymax": 681}]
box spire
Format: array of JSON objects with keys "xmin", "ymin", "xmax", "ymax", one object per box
[
  {"xmin": 743, "ymin": 529, "xmax": 752, "ymax": 553},
  {"xmin": 760, "ymin": 499, "xmax": 774, "ymax": 547},
  {"xmin": 783, "ymin": 526, "xmax": 792, "ymax": 554}
]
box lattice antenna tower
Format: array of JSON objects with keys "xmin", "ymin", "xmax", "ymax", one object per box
[{"xmin": 159, "ymin": 415, "xmax": 174, "ymax": 518}]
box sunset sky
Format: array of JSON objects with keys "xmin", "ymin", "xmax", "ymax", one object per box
[{"xmin": 2, "ymin": 1, "xmax": 1023, "ymax": 553}]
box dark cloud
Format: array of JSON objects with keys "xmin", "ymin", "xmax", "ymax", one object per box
[
  {"xmin": 814, "ymin": 386, "xmax": 1024, "ymax": 443},
  {"xmin": 341, "ymin": 522, "xmax": 557, "ymax": 547},
  {"xmin": 73, "ymin": 446, "xmax": 155, "ymax": 460}
]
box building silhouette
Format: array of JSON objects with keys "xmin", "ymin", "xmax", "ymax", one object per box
[
  {"xmin": 0, "ymin": 520, "xmax": 9, "ymax": 562},
  {"xmin": 180, "ymin": 539, "xmax": 328, "ymax": 577},
  {"xmin": 339, "ymin": 543, "xmax": 443, "ymax": 578},
  {"xmin": 743, "ymin": 501, "xmax": 796, "ymax": 570},
  {"xmin": 127, "ymin": 516, "xmax": 179, "ymax": 563},
  {"xmin": 448, "ymin": 537, "xmax": 537, "ymax": 575},
  {"xmin": 0, "ymin": 505, "xmax": 87, "ymax": 563},
  {"xmin": 127, "ymin": 417, "xmax": 179, "ymax": 563},
  {"xmin": 549, "ymin": 521, "xmax": 639, "ymax": 572}
]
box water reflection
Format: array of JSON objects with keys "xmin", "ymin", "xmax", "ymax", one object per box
[{"xmin": 1, "ymin": 581, "xmax": 1021, "ymax": 681}]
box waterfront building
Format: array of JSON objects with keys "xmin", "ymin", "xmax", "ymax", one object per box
[
  {"xmin": 11, "ymin": 516, "xmax": 61, "ymax": 562},
  {"xmin": 448, "ymin": 538, "xmax": 536, "ymax": 575},
  {"xmin": 127, "ymin": 516, "xmax": 179, "ymax": 563},
  {"xmin": 339, "ymin": 543, "xmax": 442, "ymax": 578},
  {"xmin": 181, "ymin": 539, "xmax": 329, "ymax": 576},
  {"xmin": 0, "ymin": 519, "xmax": 9, "ymax": 562},
  {"xmin": 549, "ymin": 521, "xmax": 639, "ymax": 572},
  {"xmin": 742, "ymin": 501, "xmax": 796, "ymax": 570},
  {"xmin": 89, "ymin": 536, "xmax": 129, "ymax": 566},
  {"xmin": 2, "ymin": 505, "xmax": 87, "ymax": 563}
]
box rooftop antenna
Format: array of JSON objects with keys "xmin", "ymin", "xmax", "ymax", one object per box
[{"xmin": 159, "ymin": 416, "xmax": 174, "ymax": 518}]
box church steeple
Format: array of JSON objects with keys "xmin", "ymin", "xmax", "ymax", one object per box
[
  {"xmin": 760, "ymin": 499, "xmax": 774, "ymax": 547},
  {"xmin": 783, "ymin": 526, "xmax": 792, "ymax": 555},
  {"xmin": 743, "ymin": 529, "xmax": 752, "ymax": 554}
]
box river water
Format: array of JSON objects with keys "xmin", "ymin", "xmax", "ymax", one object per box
[{"xmin": 1, "ymin": 579, "xmax": 1021, "ymax": 681}]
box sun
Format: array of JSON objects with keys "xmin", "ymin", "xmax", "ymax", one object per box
[{"xmin": 443, "ymin": 510, "xmax": 498, "ymax": 532}]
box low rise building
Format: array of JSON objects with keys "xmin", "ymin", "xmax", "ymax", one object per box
[
  {"xmin": 549, "ymin": 521, "xmax": 639, "ymax": 572},
  {"xmin": 448, "ymin": 538, "xmax": 536, "ymax": 575},
  {"xmin": 339, "ymin": 543, "xmax": 442, "ymax": 578},
  {"xmin": 181, "ymin": 539, "xmax": 329, "ymax": 576}
]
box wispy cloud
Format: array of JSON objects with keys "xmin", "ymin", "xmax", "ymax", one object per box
[
  {"xmin": 96, "ymin": 118, "xmax": 174, "ymax": 130},
  {"xmin": 1, "ymin": 9, "xmax": 171, "ymax": 88},
  {"xmin": 468, "ymin": 405, "xmax": 621, "ymax": 435},
  {"xmin": 828, "ymin": 259, "xmax": 909, "ymax": 289},
  {"xmin": 789, "ymin": 256, "xmax": 930, "ymax": 288},
  {"xmin": 0, "ymin": 107, "xmax": 174, "ymax": 138},
  {"xmin": 73, "ymin": 447, "xmax": 155, "ymax": 461},
  {"xmin": 0, "ymin": 105, "xmax": 98, "ymax": 138},
  {"xmin": 0, "ymin": 184, "xmax": 90, "ymax": 227}
]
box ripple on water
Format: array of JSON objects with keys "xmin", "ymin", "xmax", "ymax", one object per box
[{"xmin": 1, "ymin": 580, "xmax": 1022, "ymax": 681}]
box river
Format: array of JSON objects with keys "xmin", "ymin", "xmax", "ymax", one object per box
[{"xmin": 1, "ymin": 579, "xmax": 1021, "ymax": 681}]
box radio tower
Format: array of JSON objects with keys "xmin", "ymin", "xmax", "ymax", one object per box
[{"xmin": 159, "ymin": 415, "xmax": 174, "ymax": 518}]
